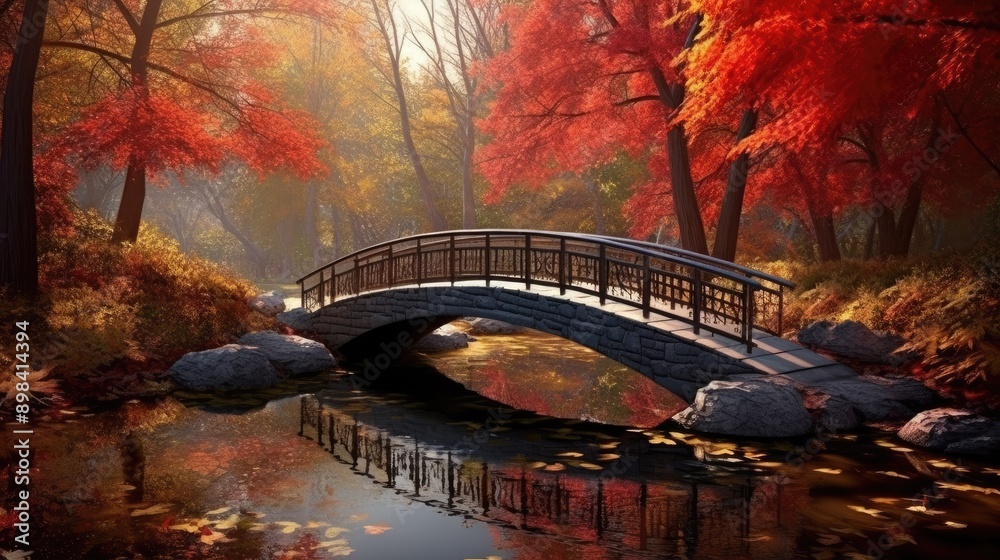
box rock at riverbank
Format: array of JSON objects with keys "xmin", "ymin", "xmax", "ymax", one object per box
[
  {"xmin": 276, "ymin": 307, "xmax": 313, "ymax": 332},
  {"xmin": 798, "ymin": 320, "xmax": 910, "ymax": 365},
  {"xmin": 898, "ymin": 408, "xmax": 1000, "ymax": 456},
  {"xmin": 239, "ymin": 331, "xmax": 336, "ymax": 375},
  {"xmin": 413, "ymin": 324, "xmax": 475, "ymax": 353},
  {"xmin": 465, "ymin": 317, "xmax": 525, "ymax": 335},
  {"xmin": 169, "ymin": 345, "xmax": 280, "ymax": 392},
  {"xmin": 672, "ymin": 380, "xmax": 813, "ymax": 437},
  {"xmin": 250, "ymin": 291, "xmax": 286, "ymax": 316}
]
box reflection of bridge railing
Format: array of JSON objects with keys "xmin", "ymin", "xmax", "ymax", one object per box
[
  {"xmin": 297, "ymin": 231, "xmax": 795, "ymax": 351},
  {"xmin": 298, "ymin": 394, "xmax": 803, "ymax": 557}
]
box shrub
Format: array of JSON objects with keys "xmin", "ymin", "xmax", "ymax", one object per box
[
  {"xmin": 757, "ymin": 247, "xmax": 1000, "ymax": 409},
  {"xmin": 1, "ymin": 210, "xmax": 274, "ymax": 406}
]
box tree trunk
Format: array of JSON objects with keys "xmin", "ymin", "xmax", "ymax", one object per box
[
  {"xmin": 808, "ymin": 207, "xmax": 841, "ymax": 261},
  {"xmin": 461, "ymin": 118, "xmax": 476, "ymax": 229},
  {"xmin": 0, "ymin": 0, "xmax": 48, "ymax": 296},
  {"xmin": 873, "ymin": 173, "xmax": 924, "ymax": 258},
  {"xmin": 712, "ymin": 108, "xmax": 758, "ymax": 262},
  {"xmin": 111, "ymin": 0, "xmax": 162, "ymax": 243},
  {"xmin": 666, "ymin": 124, "xmax": 708, "ymax": 254}
]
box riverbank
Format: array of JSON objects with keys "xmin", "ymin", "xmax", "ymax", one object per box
[
  {"xmin": 758, "ymin": 246, "xmax": 1000, "ymax": 411},
  {"xmin": 0, "ymin": 211, "xmax": 276, "ymax": 409}
]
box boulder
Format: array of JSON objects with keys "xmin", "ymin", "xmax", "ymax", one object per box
[
  {"xmin": 169, "ymin": 345, "xmax": 280, "ymax": 392},
  {"xmin": 672, "ymin": 380, "xmax": 813, "ymax": 437},
  {"xmin": 276, "ymin": 307, "xmax": 313, "ymax": 332},
  {"xmin": 412, "ymin": 324, "xmax": 474, "ymax": 353},
  {"xmin": 798, "ymin": 320, "xmax": 910, "ymax": 365},
  {"xmin": 861, "ymin": 375, "xmax": 937, "ymax": 411},
  {"xmin": 239, "ymin": 331, "xmax": 336, "ymax": 376},
  {"xmin": 250, "ymin": 291, "xmax": 286, "ymax": 316},
  {"xmin": 898, "ymin": 408, "xmax": 1000, "ymax": 456},
  {"xmin": 805, "ymin": 393, "xmax": 861, "ymax": 432},
  {"xmin": 465, "ymin": 317, "xmax": 525, "ymax": 335},
  {"xmin": 812, "ymin": 377, "xmax": 915, "ymax": 421}
]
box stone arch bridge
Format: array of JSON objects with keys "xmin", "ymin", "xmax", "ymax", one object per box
[{"xmin": 297, "ymin": 231, "xmax": 856, "ymax": 401}]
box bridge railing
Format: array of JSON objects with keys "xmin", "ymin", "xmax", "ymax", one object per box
[{"xmin": 297, "ymin": 230, "xmax": 795, "ymax": 352}]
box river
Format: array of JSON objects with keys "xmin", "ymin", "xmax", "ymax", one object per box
[{"xmin": 4, "ymin": 329, "xmax": 1000, "ymax": 559}]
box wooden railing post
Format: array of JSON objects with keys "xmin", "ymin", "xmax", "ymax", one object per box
[
  {"xmin": 387, "ymin": 244, "xmax": 394, "ymax": 287},
  {"xmin": 642, "ymin": 255, "xmax": 651, "ymax": 318},
  {"xmin": 485, "ymin": 233, "xmax": 491, "ymax": 286},
  {"xmin": 777, "ymin": 285, "xmax": 784, "ymax": 335},
  {"xmin": 560, "ymin": 237, "xmax": 567, "ymax": 295},
  {"xmin": 353, "ymin": 255, "xmax": 360, "ymax": 295},
  {"xmin": 692, "ymin": 271, "xmax": 702, "ymax": 335},
  {"xmin": 524, "ymin": 235, "xmax": 532, "ymax": 289},
  {"xmin": 599, "ymin": 244, "xmax": 607, "ymax": 305},
  {"xmin": 319, "ymin": 269, "xmax": 325, "ymax": 307},
  {"xmin": 416, "ymin": 238, "xmax": 422, "ymax": 285},
  {"xmin": 744, "ymin": 285, "xmax": 755, "ymax": 353},
  {"xmin": 449, "ymin": 234, "xmax": 456, "ymax": 285}
]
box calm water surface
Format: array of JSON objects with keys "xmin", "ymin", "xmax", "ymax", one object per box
[{"xmin": 4, "ymin": 329, "xmax": 1000, "ymax": 559}]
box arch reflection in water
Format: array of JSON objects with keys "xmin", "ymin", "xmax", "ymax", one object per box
[{"xmin": 298, "ymin": 394, "xmax": 810, "ymax": 559}]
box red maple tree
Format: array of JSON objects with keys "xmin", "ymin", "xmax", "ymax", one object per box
[{"xmin": 46, "ymin": 0, "xmax": 333, "ymax": 243}]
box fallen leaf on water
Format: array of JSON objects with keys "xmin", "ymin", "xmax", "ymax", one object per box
[
  {"xmin": 213, "ymin": 514, "xmax": 240, "ymax": 530},
  {"xmin": 871, "ymin": 498, "xmax": 899, "ymax": 504},
  {"xmin": 596, "ymin": 453, "xmax": 620, "ymax": 461},
  {"xmin": 325, "ymin": 544, "xmax": 355, "ymax": 557},
  {"xmin": 906, "ymin": 506, "xmax": 944, "ymax": 515},
  {"xmin": 200, "ymin": 532, "xmax": 231, "ymax": 546},
  {"xmin": 577, "ymin": 462, "xmax": 603, "ymax": 471},
  {"xmin": 319, "ymin": 539, "xmax": 350, "ymax": 547},
  {"xmin": 875, "ymin": 471, "xmax": 910, "ymax": 479},
  {"xmin": 744, "ymin": 452, "xmax": 767, "ymax": 461},
  {"xmin": 814, "ymin": 468, "xmax": 842, "ymax": 475},
  {"xmin": 348, "ymin": 514, "xmax": 369, "ymax": 523},
  {"xmin": 847, "ymin": 505, "xmax": 887, "ymax": 519},
  {"xmin": 544, "ymin": 463, "xmax": 566, "ymax": 472},
  {"xmin": 890, "ymin": 447, "xmax": 914, "ymax": 453},
  {"xmin": 944, "ymin": 521, "xmax": 967, "ymax": 529},
  {"xmin": 275, "ymin": 521, "xmax": 302, "ymax": 534},
  {"xmin": 131, "ymin": 503, "xmax": 173, "ymax": 517},
  {"xmin": 305, "ymin": 521, "xmax": 328, "ymax": 529},
  {"xmin": 526, "ymin": 462, "xmax": 547, "ymax": 469},
  {"xmin": 937, "ymin": 482, "xmax": 1000, "ymax": 495},
  {"xmin": 649, "ymin": 436, "xmax": 677, "ymax": 446},
  {"xmin": 325, "ymin": 527, "xmax": 351, "ymax": 538},
  {"xmin": 206, "ymin": 507, "xmax": 231, "ymax": 516},
  {"xmin": 248, "ymin": 523, "xmax": 268, "ymax": 531},
  {"xmin": 2, "ymin": 550, "xmax": 34, "ymax": 560},
  {"xmin": 363, "ymin": 524, "xmax": 392, "ymax": 535},
  {"xmin": 556, "ymin": 452, "xmax": 583, "ymax": 458}
]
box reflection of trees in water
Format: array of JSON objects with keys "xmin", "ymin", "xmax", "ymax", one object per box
[{"xmin": 301, "ymin": 395, "xmax": 809, "ymax": 558}]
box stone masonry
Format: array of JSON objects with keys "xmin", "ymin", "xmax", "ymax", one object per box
[{"xmin": 310, "ymin": 285, "xmax": 756, "ymax": 401}]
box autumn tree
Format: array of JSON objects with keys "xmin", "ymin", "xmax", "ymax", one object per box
[
  {"xmin": 684, "ymin": 0, "xmax": 1000, "ymax": 259},
  {"xmin": 0, "ymin": 0, "xmax": 48, "ymax": 295},
  {"xmin": 409, "ymin": 0, "xmax": 506, "ymax": 228},
  {"xmin": 45, "ymin": 0, "xmax": 331, "ymax": 244},
  {"xmin": 480, "ymin": 0, "xmax": 758, "ymax": 257},
  {"xmin": 357, "ymin": 0, "xmax": 449, "ymax": 231}
]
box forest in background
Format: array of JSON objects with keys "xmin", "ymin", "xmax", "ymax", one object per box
[{"xmin": 0, "ymin": 0, "xmax": 995, "ymax": 284}]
